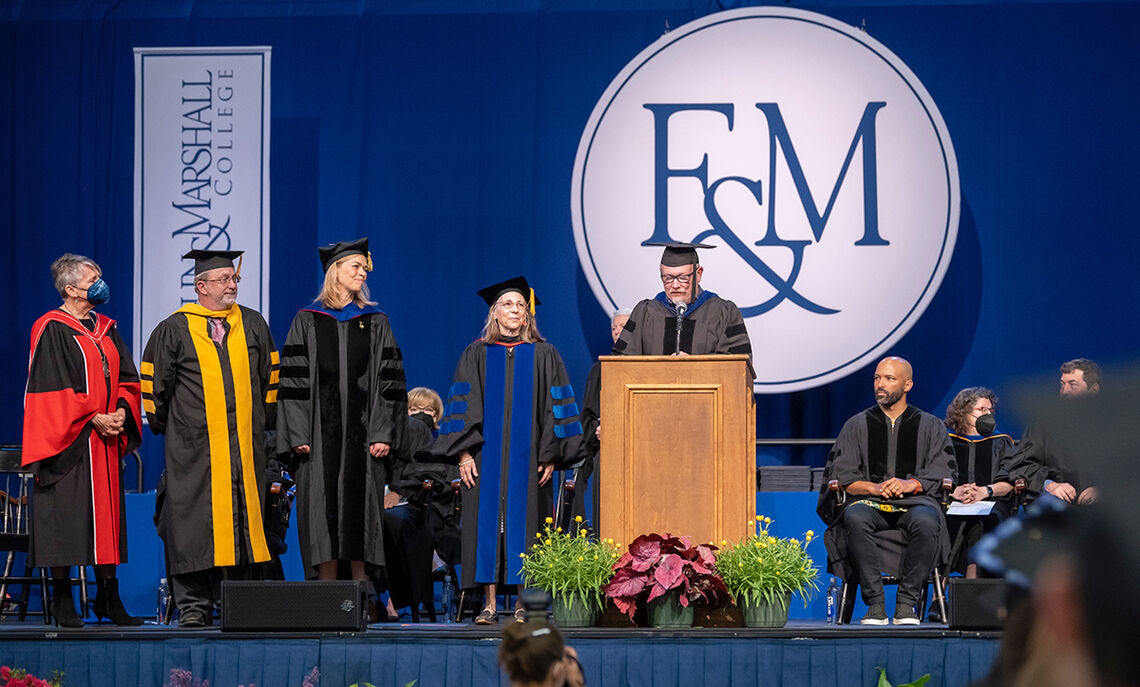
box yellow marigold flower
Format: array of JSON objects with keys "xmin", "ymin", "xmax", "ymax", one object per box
[
  {"xmin": 556, "ymin": 527, "xmax": 562, "ymax": 533},
  {"xmin": 738, "ymin": 562, "xmax": 744, "ymax": 568},
  {"xmin": 545, "ymin": 516, "xmax": 553, "ymax": 524},
  {"xmin": 756, "ymin": 557, "xmax": 763, "ymax": 563},
  {"xmin": 578, "ymin": 556, "xmax": 584, "ymax": 561},
  {"xmin": 519, "ymin": 553, "xmax": 526, "ymax": 559},
  {"xmin": 720, "ymin": 540, "xmax": 728, "ymax": 547},
  {"xmin": 593, "ymin": 555, "xmax": 598, "ymax": 560},
  {"xmin": 754, "ymin": 541, "xmax": 762, "ymax": 548},
  {"xmin": 545, "ymin": 539, "xmax": 552, "ymax": 546},
  {"xmin": 768, "ymin": 536, "xmax": 777, "ymax": 544},
  {"xmin": 764, "ymin": 516, "xmax": 772, "ymax": 523},
  {"xmin": 549, "ymin": 563, "xmax": 554, "ymax": 568},
  {"xmin": 575, "ymin": 515, "xmax": 583, "ymax": 522},
  {"xmin": 755, "ymin": 515, "xmax": 763, "ymax": 522},
  {"xmin": 805, "ymin": 530, "xmax": 814, "ymax": 538},
  {"xmin": 790, "ymin": 538, "xmax": 799, "ymax": 545}
]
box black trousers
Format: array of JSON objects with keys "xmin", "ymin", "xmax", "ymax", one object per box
[
  {"xmin": 842, "ymin": 502, "xmax": 940, "ymax": 606},
  {"xmin": 171, "ymin": 559, "xmax": 255, "ymax": 616}
]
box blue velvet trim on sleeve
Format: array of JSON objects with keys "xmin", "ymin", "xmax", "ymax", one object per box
[
  {"xmin": 553, "ymin": 421, "xmax": 582, "ymax": 439},
  {"xmin": 550, "ymin": 384, "xmax": 574, "ymax": 400},
  {"xmin": 449, "ymin": 382, "xmax": 471, "ymax": 398},
  {"xmin": 439, "ymin": 418, "xmax": 465, "ymax": 436},
  {"xmin": 446, "ymin": 400, "xmax": 468, "ymax": 416},
  {"xmin": 553, "ymin": 402, "xmax": 579, "ymax": 420}
]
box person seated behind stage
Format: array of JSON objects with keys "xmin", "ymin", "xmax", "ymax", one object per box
[
  {"xmin": 576, "ymin": 308, "xmax": 631, "ymax": 524},
  {"xmin": 375, "ymin": 387, "xmax": 461, "ymax": 621},
  {"xmin": 943, "ymin": 387, "xmax": 1016, "ymax": 579},
  {"xmin": 499, "ymin": 618, "xmax": 585, "ymax": 687},
  {"xmin": 611, "ymin": 241, "xmax": 751, "ymax": 364},
  {"xmin": 1007, "ymin": 358, "xmax": 1101, "ymax": 505},
  {"xmin": 816, "ymin": 356, "xmax": 957, "ymax": 625}
]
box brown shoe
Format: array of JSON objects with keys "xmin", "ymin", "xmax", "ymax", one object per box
[
  {"xmin": 514, "ymin": 607, "xmax": 526, "ymax": 623},
  {"xmin": 474, "ymin": 608, "xmax": 498, "ymax": 625}
]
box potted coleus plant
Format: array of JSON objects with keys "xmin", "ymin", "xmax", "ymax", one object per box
[
  {"xmin": 715, "ymin": 515, "xmax": 820, "ymax": 627},
  {"xmin": 601, "ymin": 532, "xmax": 728, "ymax": 628},
  {"xmin": 520, "ymin": 516, "xmax": 619, "ymax": 627}
]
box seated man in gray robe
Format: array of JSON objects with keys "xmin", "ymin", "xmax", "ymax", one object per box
[{"xmin": 817, "ymin": 357, "xmax": 956, "ymax": 625}]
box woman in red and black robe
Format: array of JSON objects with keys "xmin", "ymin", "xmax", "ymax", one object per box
[{"xmin": 22, "ymin": 254, "xmax": 143, "ymax": 626}]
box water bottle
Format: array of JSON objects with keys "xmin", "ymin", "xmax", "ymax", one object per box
[
  {"xmin": 156, "ymin": 577, "xmax": 169, "ymax": 624},
  {"xmin": 826, "ymin": 577, "xmax": 839, "ymax": 625},
  {"xmin": 440, "ymin": 574, "xmax": 454, "ymax": 624}
]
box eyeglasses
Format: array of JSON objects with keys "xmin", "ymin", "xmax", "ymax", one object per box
[
  {"xmin": 202, "ymin": 275, "xmax": 241, "ymax": 285},
  {"xmin": 408, "ymin": 405, "xmax": 436, "ymax": 416},
  {"xmin": 660, "ymin": 270, "xmax": 695, "ymax": 285}
]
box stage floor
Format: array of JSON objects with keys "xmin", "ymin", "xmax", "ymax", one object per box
[{"xmin": 0, "ymin": 618, "xmax": 1001, "ymax": 687}]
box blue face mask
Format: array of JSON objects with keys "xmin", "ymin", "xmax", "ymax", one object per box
[{"xmin": 83, "ymin": 278, "xmax": 110, "ymax": 306}]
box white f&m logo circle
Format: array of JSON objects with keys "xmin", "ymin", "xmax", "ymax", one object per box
[{"xmin": 571, "ymin": 7, "xmax": 959, "ymax": 393}]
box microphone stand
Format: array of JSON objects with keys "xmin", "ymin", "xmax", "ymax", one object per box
[{"xmin": 674, "ymin": 302, "xmax": 687, "ymax": 355}]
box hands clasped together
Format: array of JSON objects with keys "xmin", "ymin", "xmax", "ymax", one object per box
[{"xmin": 91, "ymin": 408, "xmax": 127, "ymax": 437}]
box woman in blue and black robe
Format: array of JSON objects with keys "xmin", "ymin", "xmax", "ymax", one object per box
[{"xmin": 433, "ymin": 276, "xmax": 583, "ymax": 624}]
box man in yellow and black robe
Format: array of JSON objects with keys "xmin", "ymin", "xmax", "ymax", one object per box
[{"xmin": 141, "ymin": 249, "xmax": 280, "ymax": 627}]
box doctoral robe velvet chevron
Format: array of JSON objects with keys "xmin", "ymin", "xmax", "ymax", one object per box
[
  {"xmin": 276, "ymin": 303, "xmax": 407, "ymax": 576},
  {"xmin": 434, "ymin": 340, "xmax": 583, "ymax": 589},
  {"xmin": 22, "ymin": 310, "xmax": 142, "ymax": 567}
]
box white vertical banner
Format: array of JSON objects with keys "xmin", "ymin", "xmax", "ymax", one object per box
[{"xmin": 133, "ymin": 46, "xmax": 271, "ymax": 357}]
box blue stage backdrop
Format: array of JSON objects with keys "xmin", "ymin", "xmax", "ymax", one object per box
[{"xmin": 3, "ymin": 1, "xmax": 1139, "ymax": 489}]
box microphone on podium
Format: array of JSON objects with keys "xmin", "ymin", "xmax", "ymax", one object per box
[{"xmin": 674, "ymin": 301, "xmax": 687, "ymax": 355}]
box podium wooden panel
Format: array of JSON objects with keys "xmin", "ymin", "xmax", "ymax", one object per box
[{"xmin": 598, "ymin": 355, "xmax": 755, "ymax": 548}]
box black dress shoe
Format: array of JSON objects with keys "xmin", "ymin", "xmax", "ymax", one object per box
[{"xmin": 179, "ymin": 610, "xmax": 208, "ymax": 628}]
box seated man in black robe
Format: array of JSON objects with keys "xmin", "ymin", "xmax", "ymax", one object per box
[
  {"xmin": 1007, "ymin": 358, "xmax": 1101, "ymax": 505},
  {"xmin": 817, "ymin": 357, "xmax": 956, "ymax": 625}
]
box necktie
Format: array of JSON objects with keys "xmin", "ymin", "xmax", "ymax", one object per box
[{"xmin": 209, "ymin": 318, "xmax": 226, "ymax": 345}]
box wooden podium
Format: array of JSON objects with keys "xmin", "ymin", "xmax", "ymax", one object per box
[{"xmin": 597, "ymin": 355, "xmax": 755, "ymax": 548}]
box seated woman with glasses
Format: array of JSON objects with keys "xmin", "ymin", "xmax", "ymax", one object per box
[{"xmin": 944, "ymin": 386, "xmax": 1016, "ymax": 578}]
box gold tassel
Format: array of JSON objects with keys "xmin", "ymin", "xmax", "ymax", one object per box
[
  {"xmin": 235, "ymin": 254, "xmax": 243, "ymax": 279},
  {"xmin": 528, "ymin": 288, "xmax": 535, "ymax": 315},
  {"xmin": 365, "ymin": 251, "xmax": 374, "ymax": 272}
]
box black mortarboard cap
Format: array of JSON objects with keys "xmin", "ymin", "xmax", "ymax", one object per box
[
  {"xmin": 643, "ymin": 241, "xmax": 716, "ymax": 267},
  {"xmin": 476, "ymin": 275, "xmax": 540, "ymax": 314},
  {"xmin": 183, "ymin": 249, "xmax": 243, "ymax": 276},
  {"xmin": 318, "ymin": 238, "xmax": 372, "ymax": 273}
]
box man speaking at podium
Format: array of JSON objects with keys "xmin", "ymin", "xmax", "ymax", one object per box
[{"xmin": 611, "ymin": 242, "xmax": 752, "ymax": 361}]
